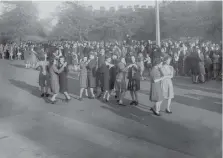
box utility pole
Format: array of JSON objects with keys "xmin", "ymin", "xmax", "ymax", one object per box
[{"xmin": 155, "ymin": 0, "xmax": 161, "ymax": 47}]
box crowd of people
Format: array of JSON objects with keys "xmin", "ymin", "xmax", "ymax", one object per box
[{"xmin": 0, "ymin": 37, "xmax": 222, "ymax": 116}]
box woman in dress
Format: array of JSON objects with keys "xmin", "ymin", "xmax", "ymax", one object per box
[
  {"xmin": 9, "ymin": 44, "xmax": 13, "ymax": 60},
  {"xmin": 150, "ymin": 58, "xmax": 166, "ymax": 116},
  {"xmin": 190, "ymin": 47, "xmax": 200, "ymax": 83},
  {"xmin": 79, "ymin": 56, "xmax": 89, "ymax": 101},
  {"xmin": 58, "ymin": 56, "xmax": 71, "ymax": 102},
  {"xmin": 138, "ymin": 53, "xmax": 145, "ymax": 80},
  {"xmin": 86, "ymin": 52, "xmax": 97, "ymax": 98},
  {"xmin": 115, "ymin": 57, "xmax": 133, "ymax": 105},
  {"xmin": 197, "ymin": 48, "xmax": 205, "ymax": 83},
  {"xmin": 160, "ymin": 56, "xmax": 174, "ymax": 113},
  {"xmin": 24, "ymin": 46, "xmax": 31, "ymax": 68},
  {"xmin": 127, "ymin": 55, "xmax": 140, "ymax": 106},
  {"xmin": 101, "ymin": 55, "xmax": 114, "ymax": 102},
  {"xmin": 49, "ymin": 58, "xmax": 67, "ymax": 103}
]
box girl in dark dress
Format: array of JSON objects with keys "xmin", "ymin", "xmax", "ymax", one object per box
[
  {"xmin": 190, "ymin": 47, "xmax": 200, "ymax": 83},
  {"xmin": 86, "ymin": 53, "xmax": 97, "ymax": 98},
  {"xmin": 127, "ymin": 55, "xmax": 140, "ymax": 106},
  {"xmin": 102, "ymin": 56, "xmax": 114, "ymax": 102},
  {"xmin": 59, "ymin": 56, "xmax": 71, "ymax": 102}
]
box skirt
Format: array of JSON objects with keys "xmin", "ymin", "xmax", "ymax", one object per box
[
  {"xmin": 79, "ymin": 74, "xmax": 88, "ymax": 88},
  {"xmin": 115, "ymin": 79, "xmax": 126, "ymax": 93},
  {"xmin": 127, "ymin": 79, "xmax": 140, "ymax": 91},
  {"xmin": 150, "ymin": 82, "xmax": 164, "ymax": 102},
  {"xmin": 39, "ymin": 73, "xmax": 50, "ymax": 87}
]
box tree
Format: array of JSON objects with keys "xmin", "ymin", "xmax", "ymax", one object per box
[{"xmin": 0, "ymin": 1, "xmax": 46, "ymax": 41}]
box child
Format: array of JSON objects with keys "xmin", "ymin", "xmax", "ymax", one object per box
[{"xmin": 35, "ymin": 57, "xmax": 50, "ymax": 97}]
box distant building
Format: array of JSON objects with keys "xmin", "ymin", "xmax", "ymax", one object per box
[
  {"xmin": 141, "ymin": 5, "xmax": 147, "ymax": 9},
  {"xmin": 100, "ymin": 6, "xmax": 106, "ymax": 14},
  {"xmin": 87, "ymin": 5, "xmax": 93, "ymax": 12},
  {"xmin": 109, "ymin": 6, "xmax": 115, "ymax": 13},
  {"xmin": 118, "ymin": 5, "xmax": 124, "ymax": 10}
]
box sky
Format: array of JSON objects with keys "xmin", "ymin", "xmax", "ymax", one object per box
[{"xmin": 36, "ymin": 1, "xmax": 155, "ymax": 19}]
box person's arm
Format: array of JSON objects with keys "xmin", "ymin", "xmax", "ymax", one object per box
[
  {"xmin": 152, "ymin": 69, "xmax": 165, "ymax": 83},
  {"xmin": 34, "ymin": 61, "xmax": 40, "ymax": 69},
  {"xmin": 52, "ymin": 63, "xmax": 66, "ymax": 74},
  {"xmin": 166, "ymin": 66, "xmax": 174, "ymax": 79}
]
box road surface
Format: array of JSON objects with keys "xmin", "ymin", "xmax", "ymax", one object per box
[{"xmin": 0, "ymin": 59, "xmax": 222, "ymax": 158}]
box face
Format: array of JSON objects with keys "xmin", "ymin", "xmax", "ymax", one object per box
[
  {"xmin": 83, "ymin": 57, "xmax": 87, "ymax": 62},
  {"xmin": 131, "ymin": 56, "xmax": 136, "ymax": 63},
  {"xmin": 166, "ymin": 58, "xmax": 171, "ymax": 65},
  {"xmin": 53, "ymin": 59, "xmax": 57, "ymax": 65},
  {"xmin": 106, "ymin": 58, "xmax": 111, "ymax": 63},
  {"xmin": 89, "ymin": 54, "xmax": 94, "ymax": 60},
  {"xmin": 112, "ymin": 55, "xmax": 117, "ymax": 60},
  {"xmin": 60, "ymin": 57, "xmax": 65, "ymax": 63}
]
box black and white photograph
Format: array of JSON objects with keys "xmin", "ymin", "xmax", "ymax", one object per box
[{"xmin": 0, "ymin": 0, "xmax": 222, "ymax": 157}]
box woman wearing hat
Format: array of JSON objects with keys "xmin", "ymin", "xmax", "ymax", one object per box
[
  {"xmin": 150, "ymin": 58, "xmax": 166, "ymax": 116},
  {"xmin": 160, "ymin": 56, "xmax": 174, "ymax": 113}
]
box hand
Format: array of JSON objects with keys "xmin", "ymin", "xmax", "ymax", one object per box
[{"xmin": 63, "ymin": 62, "xmax": 67, "ymax": 67}]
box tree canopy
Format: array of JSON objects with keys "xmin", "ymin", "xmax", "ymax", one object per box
[{"xmin": 0, "ymin": 1, "xmax": 222, "ymax": 42}]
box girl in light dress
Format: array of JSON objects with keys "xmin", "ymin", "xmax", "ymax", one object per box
[
  {"xmin": 78, "ymin": 56, "xmax": 89, "ymax": 101},
  {"xmin": 160, "ymin": 56, "xmax": 174, "ymax": 113},
  {"xmin": 9, "ymin": 45, "xmax": 13, "ymax": 60},
  {"xmin": 150, "ymin": 58, "xmax": 165, "ymax": 116}
]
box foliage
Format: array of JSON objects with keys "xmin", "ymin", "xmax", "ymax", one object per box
[
  {"xmin": 0, "ymin": 1, "xmax": 221, "ymax": 42},
  {"xmin": 0, "ymin": 1, "xmax": 46, "ymax": 42}
]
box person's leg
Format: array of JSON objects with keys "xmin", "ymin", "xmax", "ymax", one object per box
[
  {"xmin": 51, "ymin": 93, "xmax": 58, "ymax": 101},
  {"xmin": 106, "ymin": 91, "xmax": 111, "ymax": 101},
  {"xmin": 40, "ymin": 86, "xmax": 45, "ymax": 97},
  {"xmin": 103, "ymin": 91, "xmax": 108, "ymax": 100},
  {"xmin": 130, "ymin": 91, "xmax": 134, "ymax": 102},
  {"xmin": 155, "ymin": 101, "xmax": 162, "ymax": 114},
  {"xmin": 64, "ymin": 92, "xmax": 71, "ymax": 100},
  {"xmin": 166, "ymin": 99, "xmax": 172, "ymax": 112},
  {"xmin": 85, "ymin": 88, "xmax": 89, "ymax": 97},
  {"xmin": 90, "ymin": 88, "xmax": 95, "ymax": 98},
  {"xmin": 134, "ymin": 91, "xmax": 139, "ymax": 104},
  {"xmin": 79, "ymin": 88, "xmax": 84, "ymax": 100}
]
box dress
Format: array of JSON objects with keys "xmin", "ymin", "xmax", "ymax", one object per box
[
  {"xmin": 150, "ymin": 66, "xmax": 164, "ymax": 102},
  {"xmin": 86, "ymin": 59, "xmax": 97, "ymax": 88},
  {"xmin": 59, "ymin": 65, "xmax": 69, "ymax": 93},
  {"xmin": 79, "ymin": 61, "xmax": 88, "ymax": 88},
  {"xmin": 160, "ymin": 65, "xmax": 174, "ymax": 99},
  {"xmin": 101, "ymin": 63, "xmax": 110, "ymax": 91},
  {"xmin": 109, "ymin": 59, "xmax": 118, "ymax": 90},
  {"xmin": 49, "ymin": 64, "xmax": 63, "ymax": 94},
  {"xmin": 116, "ymin": 62, "xmax": 127, "ymax": 92},
  {"xmin": 127, "ymin": 64, "xmax": 140, "ymax": 91},
  {"xmin": 198, "ymin": 53, "xmax": 205, "ymax": 75}
]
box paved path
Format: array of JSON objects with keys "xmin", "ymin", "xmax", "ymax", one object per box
[{"xmin": 0, "ymin": 59, "xmax": 222, "ymax": 158}]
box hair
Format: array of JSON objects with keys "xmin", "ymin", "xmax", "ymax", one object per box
[
  {"xmin": 163, "ymin": 55, "xmax": 172, "ymax": 64},
  {"xmin": 153, "ymin": 58, "xmax": 162, "ymax": 66}
]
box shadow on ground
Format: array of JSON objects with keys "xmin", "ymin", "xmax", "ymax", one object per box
[
  {"xmin": 10, "ymin": 64, "xmax": 26, "ymax": 69},
  {"xmin": 139, "ymin": 88, "xmax": 222, "ymax": 114}
]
